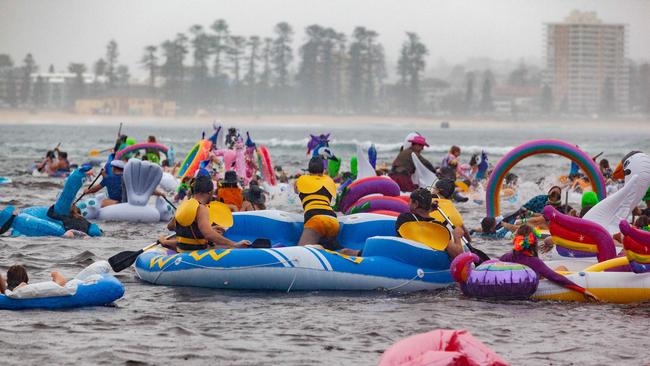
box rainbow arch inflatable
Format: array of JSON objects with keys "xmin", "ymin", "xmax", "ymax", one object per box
[{"xmin": 485, "ymin": 139, "xmax": 606, "ymax": 217}]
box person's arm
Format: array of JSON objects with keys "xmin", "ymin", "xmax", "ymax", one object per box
[
  {"xmin": 196, "ymin": 205, "xmax": 249, "ymax": 248},
  {"xmin": 167, "ymin": 217, "xmax": 176, "ymax": 231},
  {"xmin": 416, "ymin": 153, "xmax": 435, "ymax": 172},
  {"xmin": 84, "ymin": 182, "xmax": 104, "ymax": 195},
  {"xmin": 446, "ymin": 227, "xmax": 464, "ymax": 259},
  {"xmin": 501, "ymin": 221, "xmax": 518, "ymax": 232}
]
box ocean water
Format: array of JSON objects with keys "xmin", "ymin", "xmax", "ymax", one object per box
[{"xmin": 0, "ymin": 120, "xmax": 649, "ymax": 365}]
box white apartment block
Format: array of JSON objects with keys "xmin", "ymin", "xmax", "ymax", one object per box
[{"xmin": 545, "ymin": 10, "xmax": 629, "ymax": 114}]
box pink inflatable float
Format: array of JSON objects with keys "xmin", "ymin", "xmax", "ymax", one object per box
[{"xmin": 379, "ymin": 329, "xmax": 507, "ymax": 366}]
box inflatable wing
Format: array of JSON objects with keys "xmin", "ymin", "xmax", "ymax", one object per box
[
  {"xmin": 123, "ymin": 159, "xmax": 163, "ymax": 206},
  {"xmin": 356, "ymin": 145, "xmax": 376, "ymax": 180},
  {"xmin": 411, "ymin": 152, "xmax": 437, "ymax": 189}
]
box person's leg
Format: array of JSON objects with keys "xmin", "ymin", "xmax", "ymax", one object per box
[
  {"xmin": 298, "ymin": 227, "xmax": 321, "ymax": 246},
  {"xmin": 51, "ymin": 271, "xmax": 67, "ymax": 286},
  {"xmin": 100, "ymin": 199, "xmax": 119, "ymax": 207}
]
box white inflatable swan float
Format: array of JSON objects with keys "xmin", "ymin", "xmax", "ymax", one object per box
[
  {"xmin": 79, "ymin": 159, "xmax": 174, "ymax": 222},
  {"xmin": 583, "ymin": 151, "xmax": 650, "ymax": 234}
]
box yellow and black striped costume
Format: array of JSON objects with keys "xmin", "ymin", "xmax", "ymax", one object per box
[{"xmin": 296, "ymin": 175, "xmax": 339, "ymax": 238}]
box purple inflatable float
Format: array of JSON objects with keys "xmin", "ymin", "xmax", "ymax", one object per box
[{"xmin": 451, "ymin": 252, "xmax": 539, "ymax": 300}]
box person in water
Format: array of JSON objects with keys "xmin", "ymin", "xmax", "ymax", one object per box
[
  {"xmin": 520, "ymin": 186, "xmax": 572, "ymax": 215},
  {"xmin": 499, "ymin": 224, "xmax": 598, "ymax": 301},
  {"xmin": 599, "ymin": 159, "xmax": 613, "ymax": 181},
  {"xmin": 389, "ymin": 135, "xmax": 435, "ymax": 192},
  {"xmin": 1, "ymin": 261, "xmax": 112, "ymax": 296},
  {"xmin": 473, "ymin": 217, "xmax": 515, "ymax": 240},
  {"xmin": 225, "ymin": 127, "xmax": 240, "ymax": 150},
  {"xmin": 167, "ymin": 175, "xmax": 250, "ymax": 252},
  {"xmin": 144, "ymin": 135, "xmax": 161, "ymax": 164},
  {"xmin": 84, "ymin": 160, "xmax": 125, "ymax": 207},
  {"xmin": 294, "ymin": 156, "xmax": 340, "ymax": 247},
  {"xmin": 241, "ymin": 181, "xmax": 266, "ymax": 211},
  {"xmin": 395, "ymin": 188, "xmax": 464, "ymax": 259},
  {"xmin": 441, "ymin": 145, "xmax": 461, "ymax": 169},
  {"xmin": 35, "ymin": 150, "xmax": 56, "ymax": 173},
  {"xmin": 217, "ymin": 170, "xmax": 244, "ymax": 211}
]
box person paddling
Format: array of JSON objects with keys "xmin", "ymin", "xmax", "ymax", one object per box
[
  {"xmin": 167, "ymin": 175, "xmax": 250, "ymax": 252},
  {"xmin": 84, "ymin": 160, "xmax": 125, "ymax": 207},
  {"xmin": 395, "ymin": 188, "xmax": 464, "ymax": 259}
]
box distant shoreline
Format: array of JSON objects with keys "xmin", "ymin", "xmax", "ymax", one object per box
[{"xmin": 0, "ymin": 109, "xmax": 648, "ymax": 131}]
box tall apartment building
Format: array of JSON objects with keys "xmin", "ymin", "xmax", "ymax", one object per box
[{"xmin": 545, "ymin": 10, "xmax": 628, "ymax": 114}]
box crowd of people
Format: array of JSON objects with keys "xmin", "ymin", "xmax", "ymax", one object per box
[{"xmin": 7, "ymin": 127, "xmax": 650, "ymax": 304}]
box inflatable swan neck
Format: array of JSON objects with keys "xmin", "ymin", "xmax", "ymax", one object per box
[
  {"xmin": 53, "ymin": 167, "xmax": 89, "ymax": 216},
  {"xmin": 450, "ymin": 252, "xmax": 480, "ymax": 283}
]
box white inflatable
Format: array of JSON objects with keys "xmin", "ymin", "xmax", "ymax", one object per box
[
  {"xmin": 159, "ymin": 172, "xmax": 179, "ymax": 193},
  {"xmin": 584, "ymin": 152, "xmax": 650, "ymax": 234},
  {"xmin": 356, "ymin": 145, "xmax": 376, "ymax": 180},
  {"xmin": 79, "ymin": 159, "xmax": 174, "ymax": 223},
  {"xmin": 411, "ymin": 152, "xmax": 438, "ymax": 189}
]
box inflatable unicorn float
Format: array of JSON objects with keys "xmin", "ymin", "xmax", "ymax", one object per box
[{"xmin": 452, "ymin": 150, "xmax": 650, "ymax": 303}]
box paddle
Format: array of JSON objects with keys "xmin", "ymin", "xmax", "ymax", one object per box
[
  {"xmin": 161, "ymin": 195, "xmax": 176, "ymax": 210},
  {"xmin": 73, "ymin": 168, "xmax": 103, "ymax": 205},
  {"xmin": 88, "ymin": 147, "xmax": 112, "ymax": 157},
  {"xmin": 109, "ymin": 233, "xmax": 176, "ymax": 272},
  {"xmin": 434, "ymin": 203, "xmax": 490, "ymax": 262}
]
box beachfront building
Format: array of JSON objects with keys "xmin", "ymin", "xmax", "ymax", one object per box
[
  {"xmin": 544, "ymin": 10, "xmax": 629, "ymax": 114},
  {"xmin": 75, "ymin": 87, "xmax": 176, "ymax": 117}
]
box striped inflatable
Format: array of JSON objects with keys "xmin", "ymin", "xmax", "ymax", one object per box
[{"xmin": 485, "ymin": 140, "xmax": 606, "ymax": 217}]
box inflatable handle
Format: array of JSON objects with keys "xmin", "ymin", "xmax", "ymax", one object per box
[{"xmin": 450, "ymin": 252, "xmax": 479, "ymax": 283}]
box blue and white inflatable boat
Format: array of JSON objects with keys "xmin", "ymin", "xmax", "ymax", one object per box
[{"xmin": 135, "ymin": 211, "xmax": 454, "ymax": 292}]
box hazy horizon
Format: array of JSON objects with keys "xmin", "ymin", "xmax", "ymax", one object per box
[{"xmin": 1, "ymin": 0, "xmax": 649, "ymax": 79}]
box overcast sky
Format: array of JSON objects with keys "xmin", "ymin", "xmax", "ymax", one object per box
[{"xmin": 1, "ymin": 0, "xmax": 649, "ymax": 78}]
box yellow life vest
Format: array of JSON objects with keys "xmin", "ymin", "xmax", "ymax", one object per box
[
  {"xmin": 430, "ymin": 198, "xmax": 464, "ymax": 227},
  {"xmin": 175, "ymin": 198, "xmax": 207, "ymax": 247},
  {"xmin": 296, "ymin": 175, "xmax": 337, "ymax": 212}
]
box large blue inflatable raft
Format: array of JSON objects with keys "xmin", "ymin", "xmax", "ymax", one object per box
[
  {"xmin": 135, "ymin": 211, "xmax": 455, "ymax": 292},
  {"xmin": 0, "ymin": 274, "xmax": 124, "ymax": 310}
]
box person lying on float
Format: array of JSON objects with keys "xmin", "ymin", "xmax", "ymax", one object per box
[
  {"xmin": 499, "ymin": 224, "xmax": 598, "ymax": 301},
  {"xmin": 0, "ymin": 261, "xmax": 112, "ymax": 298},
  {"xmin": 165, "ymin": 175, "xmax": 250, "ymax": 252}
]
